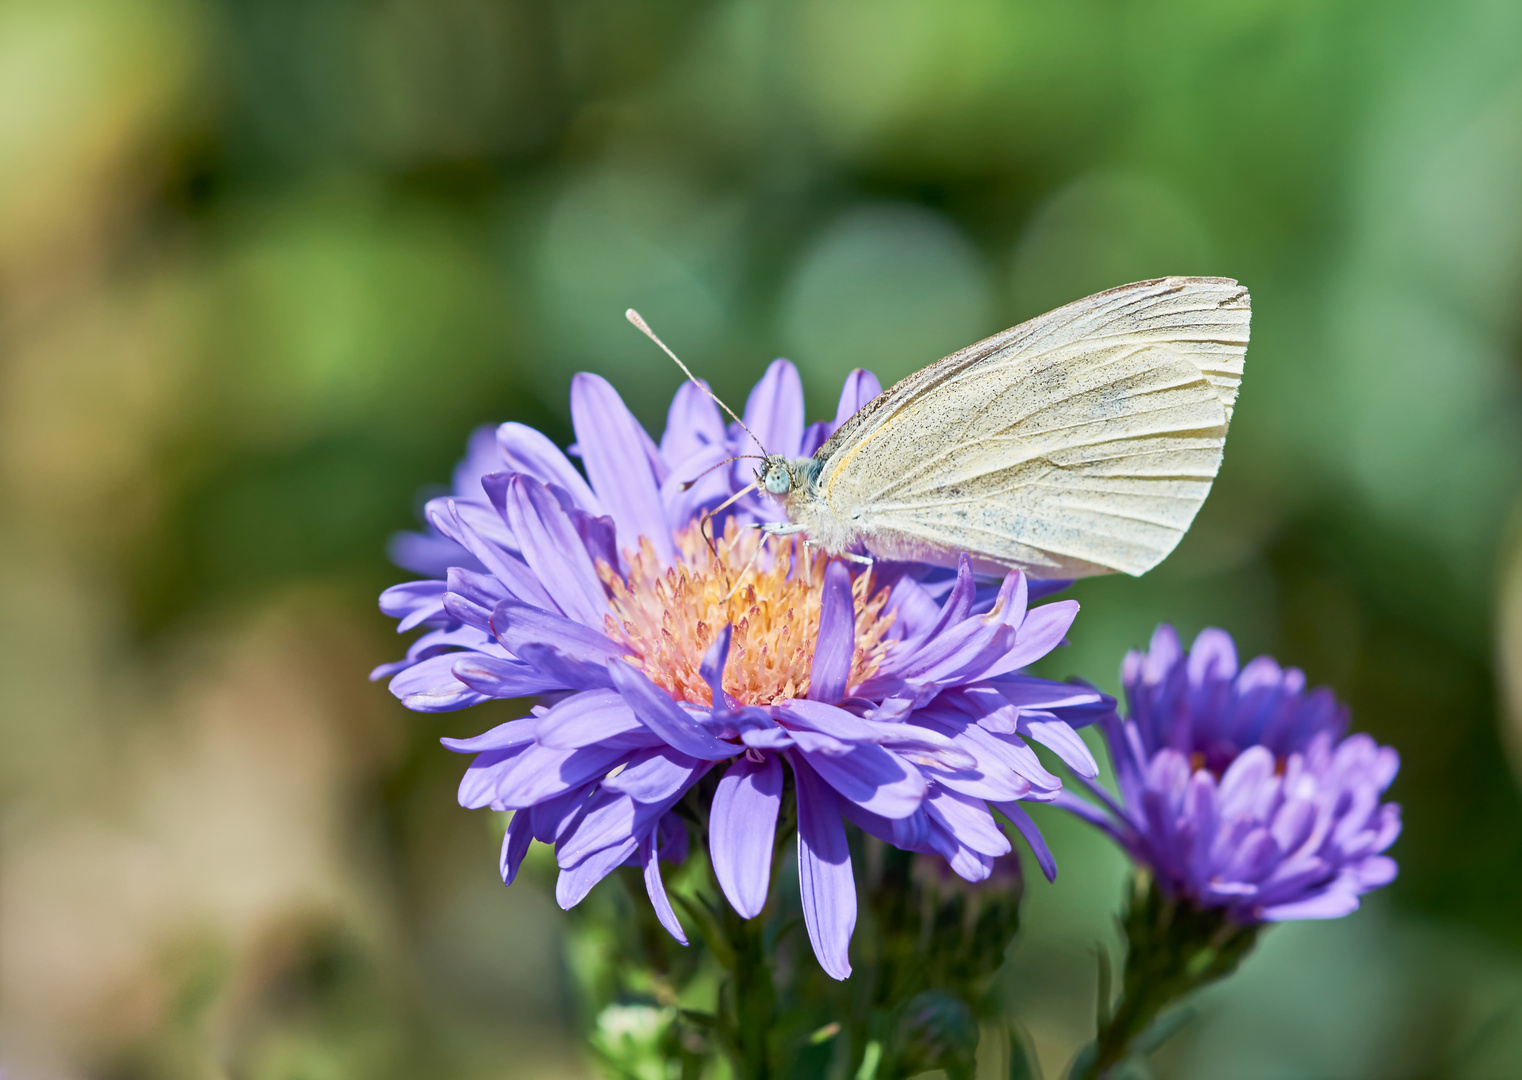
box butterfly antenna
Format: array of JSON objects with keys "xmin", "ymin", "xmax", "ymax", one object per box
[
  {"xmin": 678, "ymin": 454, "xmax": 766, "ymax": 492},
  {"xmin": 698, "ymin": 481, "xmax": 761, "ymax": 564},
  {"xmin": 625, "ymin": 309, "xmax": 769, "ymax": 454}
]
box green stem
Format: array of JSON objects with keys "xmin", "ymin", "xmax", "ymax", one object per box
[
  {"xmin": 721, "ymin": 901, "xmax": 775, "ymax": 1080},
  {"xmin": 711, "ymin": 798, "xmax": 795, "ymax": 1080},
  {"xmin": 1071, "ymin": 873, "xmax": 1260, "ymax": 1080}
]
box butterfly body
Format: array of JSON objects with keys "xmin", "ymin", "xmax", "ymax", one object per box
[{"xmin": 754, "ymin": 276, "xmax": 1251, "ymax": 579}]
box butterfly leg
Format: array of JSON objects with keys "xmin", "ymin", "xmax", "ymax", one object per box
[
  {"xmin": 721, "ymin": 523, "xmax": 787, "ymax": 601},
  {"xmin": 759, "ymin": 522, "xmax": 808, "ymax": 537},
  {"xmin": 802, "ymin": 538, "xmax": 874, "ymax": 569}
]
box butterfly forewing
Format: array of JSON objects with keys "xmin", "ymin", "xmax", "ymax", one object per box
[{"xmin": 810, "ymin": 277, "xmax": 1250, "ymax": 578}]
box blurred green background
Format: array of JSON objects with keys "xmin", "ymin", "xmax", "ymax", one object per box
[{"xmin": 3, "ymin": 0, "xmax": 1522, "ymax": 1076}]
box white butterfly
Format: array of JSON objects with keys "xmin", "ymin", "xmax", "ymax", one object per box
[{"xmin": 633, "ymin": 276, "xmax": 1249, "ymax": 579}]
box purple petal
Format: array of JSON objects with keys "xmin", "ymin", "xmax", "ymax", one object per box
[
  {"xmin": 660, "ymin": 380, "xmax": 727, "ymax": 463},
  {"xmin": 442, "ymin": 590, "xmax": 493, "ymax": 633},
  {"xmin": 985, "ymin": 599, "xmax": 1079, "ymax": 677},
  {"xmin": 1022, "ymin": 718, "xmax": 1099, "ymax": 778},
  {"xmin": 922, "ymin": 556, "xmax": 978, "ymax": 641},
  {"xmin": 740, "ymin": 359, "xmax": 805, "ymax": 460},
  {"xmin": 701, "ymin": 624, "xmax": 733, "ymax": 708},
  {"xmin": 869, "ymin": 575, "xmax": 1027, "ymax": 689},
  {"xmin": 997, "ymin": 800, "xmax": 1059, "ymax": 881},
  {"xmin": 498, "ymin": 421, "xmax": 602, "ymax": 513},
  {"xmin": 578, "ymin": 793, "xmax": 666, "ymax": 865},
  {"xmin": 554, "ymin": 791, "xmax": 638, "ymax": 868},
  {"xmin": 808, "ymin": 561, "xmax": 855, "ymax": 703},
  {"xmin": 802, "ymin": 369, "xmax": 883, "ymax": 455},
  {"xmin": 785, "ymin": 726, "xmax": 852, "ymax": 756},
  {"xmin": 741, "ymin": 724, "xmax": 796, "ymax": 751},
  {"xmin": 910, "ymin": 733, "xmax": 1033, "ymax": 802},
  {"xmin": 1270, "ymin": 797, "xmax": 1318, "ymax": 855},
  {"xmin": 387, "ymin": 528, "xmax": 478, "ymax": 578},
  {"xmin": 491, "ymin": 740, "xmax": 632, "ymax": 809},
  {"xmin": 376, "ymin": 624, "xmax": 494, "ymax": 680},
  {"xmin": 602, "ymin": 747, "xmax": 708, "ymax": 802},
  {"xmin": 503, "ymin": 475, "xmax": 609, "ymax": 627},
  {"xmin": 791, "ymin": 754, "xmax": 855, "ymax": 980},
  {"xmin": 533, "ymin": 689, "xmax": 653, "ymax": 750},
  {"xmin": 1141, "ymin": 624, "xmax": 1183, "ymax": 683},
  {"xmin": 880, "ymin": 575, "xmax": 944, "ymax": 640},
  {"xmin": 1220, "ymin": 828, "xmax": 1282, "ymax": 882},
  {"xmin": 1260, "ymin": 888, "xmax": 1361, "ymax": 921},
  {"xmin": 446, "ymin": 491, "xmax": 521, "ymax": 555},
  {"xmin": 448, "ymin": 564, "xmax": 511, "ymax": 612},
  {"xmin": 661, "ymin": 441, "xmax": 739, "ymax": 530},
  {"xmin": 875, "ymin": 723, "xmax": 978, "ymax": 772},
  {"xmin": 490, "ymin": 598, "xmax": 625, "ymax": 665},
  {"xmin": 390, "ymin": 653, "xmax": 490, "ymax": 712},
  {"xmin": 452, "ymin": 653, "xmax": 569, "ymax": 698},
  {"xmin": 796, "ymin": 738, "xmax": 925, "ymax": 820},
  {"xmin": 800, "ymin": 419, "xmax": 833, "ymax": 457},
  {"xmin": 1184, "ymin": 771, "xmax": 1220, "ymax": 874},
  {"xmin": 913, "ymin": 703, "xmax": 1060, "ymax": 793},
  {"xmin": 566, "ymin": 503, "xmax": 621, "ymax": 572},
  {"xmin": 992, "ymin": 676, "xmax": 1107, "ymax": 713},
  {"xmin": 556, "ymin": 836, "xmax": 639, "ymax": 909},
  {"xmin": 1217, "ymin": 746, "xmax": 1276, "ymax": 816},
  {"xmin": 710, "ymin": 755, "xmax": 783, "ymax": 919},
  {"xmin": 571, "ymin": 373, "xmax": 674, "ymax": 563},
  {"xmin": 729, "ymin": 364, "xmax": 800, "ymax": 493},
  {"xmin": 556, "ymin": 754, "xmax": 709, "ymax": 869},
  {"xmin": 441, "ymin": 716, "xmax": 539, "ymax": 753},
  {"xmin": 381, "ymin": 580, "xmax": 448, "ymax": 632},
  {"xmin": 454, "ymin": 423, "xmax": 507, "ymax": 494},
  {"xmin": 455, "ymin": 746, "xmax": 527, "ymax": 808},
  {"xmin": 991, "ymin": 569, "xmax": 1031, "ymax": 628},
  {"xmin": 501, "ymin": 812, "xmax": 534, "ymax": 885},
  {"xmin": 658, "ymin": 812, "xmax": 690, "ymax": 864},
  {"xmin": 1371, "ymin": 804, "xmax": 1402, "ymax": 852},
  {"xmin": 833, "ymin": 369, "xmax": 882, "ymax": 426},
  {"xmin": 923, "ymin": 787, "xmax": 1010, "ymax": 857},
  {"xmin": 838, "ymin": 799, "xmax": 927, "ymax": 852},
  {"xmin": 427, "ymin": 498, "xmax": 557, "ymax": 612},
  {"xmin": 1188, "ymin": 627, "xmax": 1239, "ymax": 684},
  {"xmin": 927, "ymin": 828, "xmax": 997, "ymax": 882},
  {"xmin": 530, "ymin": 787, "xmax": 588, "ymax": 843},
  {"xmin": 608, "ymin": 661, "xmax": 740, "ymax": 761},
  {"xmin": 641, "ymin": 824, "xmax": 688, "ymax": 945},
  {"xmin": 515, "ymin": 642, "xmax": 617, "ymax": 690},
  {"xmin": 1354, "ymin": 855, "xmax": 1398, "ymax": 889},
  {"xmin": 777, "ymin": 698, "xmax": 880, "ymax": 743}
]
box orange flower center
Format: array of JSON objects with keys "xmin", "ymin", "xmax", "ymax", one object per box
[{"xmin": 598, "ymin": 519, "xmax": 895, "ymax": 707}]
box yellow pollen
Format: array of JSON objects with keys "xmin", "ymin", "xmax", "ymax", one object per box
[{"xmin": 598, "ymin": 519, "xmax": 895, "ymax": 707}]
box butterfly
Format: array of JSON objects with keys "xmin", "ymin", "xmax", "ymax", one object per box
[{"xmin": 632, "ymin": 276, "xmax": 1249, "ymax": 579}]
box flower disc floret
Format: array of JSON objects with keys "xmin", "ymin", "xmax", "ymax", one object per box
[{"xmin": 603, "ymin": 522, "xmax": 894, "ymax": 706}]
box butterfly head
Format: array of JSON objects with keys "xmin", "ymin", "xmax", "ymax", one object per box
[{"xmin": 759, "ymin": 455, "xmax": 794, "ymax": 496}]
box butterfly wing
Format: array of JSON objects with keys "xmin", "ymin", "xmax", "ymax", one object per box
[{"xmin": 807, "ymin": 277, "xmax": 1250, "ymax": 578}]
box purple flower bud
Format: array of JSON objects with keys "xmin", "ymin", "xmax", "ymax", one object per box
[{"xmin": 1062, "ymin": 625, "xmax": 1400, "ymax": 923}]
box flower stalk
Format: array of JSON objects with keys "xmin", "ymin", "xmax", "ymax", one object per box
[{"xmin": 1070, "ymin": 871, "xmax": 1260, "ymax": 1080}]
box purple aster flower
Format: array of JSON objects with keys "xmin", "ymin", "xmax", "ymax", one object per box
[
  {"xmin": 374, "ymin": 360, "xmax": 1111, "ymax": 979},
  {"xmin": 1060, "ymin": 624, "xmax": 1401, "ymax": 922}
]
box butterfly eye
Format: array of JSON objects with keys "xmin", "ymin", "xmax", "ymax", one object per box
[{"xmin": 763, "ymin": 465, "xmax": 792, "ymax": 495}]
